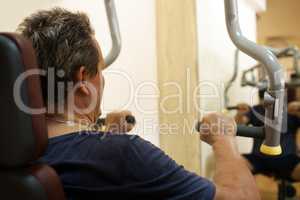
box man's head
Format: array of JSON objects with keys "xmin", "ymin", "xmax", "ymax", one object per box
[{"xmin": 18, "ymin": 8, "xmax": 104, "ymax": 122}]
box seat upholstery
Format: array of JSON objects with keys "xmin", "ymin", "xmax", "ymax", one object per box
[{"xmin": 0, "ymin": 33, "xmax": 65, "ymax": 200}]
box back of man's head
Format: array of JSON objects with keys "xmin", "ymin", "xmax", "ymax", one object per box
[{"xmin": 17, "ymin": 8, "xmax": 100, "ymax": 105}]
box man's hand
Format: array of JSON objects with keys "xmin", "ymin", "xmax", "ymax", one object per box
[
  {"xmin": 105, "ymin": 110, "xmax": 136, "ymax": 134},
  {"xmin": 199, "ymin": 113, "xmax": 237, "ymax": 146},
  {"xmin": 235, "ymin": 103, "xmax": 250, "ymax": 125},
  {"xmin": 288, "ymin": 101, "xmax": 300, "ymax": 118}
]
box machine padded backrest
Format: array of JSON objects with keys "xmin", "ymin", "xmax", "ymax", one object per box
[
  {"xmin": 0, "ymin": 33, "xmax": 47, "ymax": 167},
  {"xmin": 0, "ymin": 33, "xmax": 66, "ymax": 200}
]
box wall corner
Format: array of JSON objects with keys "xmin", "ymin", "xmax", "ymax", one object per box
[{"xmin": 244, "ymin": 0, "xmax": 267, "ymax": 13}]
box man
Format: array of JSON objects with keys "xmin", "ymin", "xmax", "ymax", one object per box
[
  {"xmin": 235, "ymin": 89, "xmax": 300, "ymax": 181},
  {"xmin": 18, "ymin": 8, "xmax": 259, "ymax": 200}
]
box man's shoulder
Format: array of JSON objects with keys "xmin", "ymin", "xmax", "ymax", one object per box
[
  {"xmin": 47, "ymin": 131, "xmax": 145, "ymax": 152},
  {"xmin": 49, "ymin": 131, "xmax": 140, "ymax": 142},
  {"xmin": 44, "ymin": 132, "xmax": 147, "ymax": 163}
]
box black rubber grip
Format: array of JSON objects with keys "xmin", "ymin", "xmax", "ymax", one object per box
[
  {"xmin": 96, "ymin": 115, "xmax": 136, "ymax": 127},
  {"xmin": 226, "ymin": 106, "xmax": 239, "ymax": 110},
  {"xmin": 96, "ymin": 118, "xmax": 106, "ymax": 126},
  {"xmin": 196, "ymin": 122, "xmax": 265, "ymax": 139},
  {"xmin": 125, "ymin": 115, "xmax": 136, "ymax": 125},
  {"xmin": 236, "ymin": 125, "xmax": 265, "ymax": 139}
]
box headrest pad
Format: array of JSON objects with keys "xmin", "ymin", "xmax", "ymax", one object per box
[{"xmin": 0, "ymin": 33, "xmax": 48, "ymax": 167}]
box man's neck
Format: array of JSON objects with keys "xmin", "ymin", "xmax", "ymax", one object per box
[{"xmin": 46, "ymin": 112, "xmax": 95, "ymax": 138}]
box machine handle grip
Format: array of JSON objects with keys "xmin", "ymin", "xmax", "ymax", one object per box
[
  {"xmin": 196, "ymin": 121, "xmax": 281, "ymax": 155},
  {"xmin": 226, "ymin": 106, "xmax": 238, "ymax": 110},
  {"xmin": 196, "ymin": 122, "xmax": 264, "ymax": 139},
  {"xmin": 235, "ymin": 125, "xmax": 265, "ymax": 139}
]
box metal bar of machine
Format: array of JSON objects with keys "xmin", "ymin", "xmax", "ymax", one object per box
[
  {"xmin": 224, "ymin": 0, "xmax": 285, "ymax": 156},
  {"xmin": 104, "ymin": 0, "xmax": 122, "ymax": 68}
]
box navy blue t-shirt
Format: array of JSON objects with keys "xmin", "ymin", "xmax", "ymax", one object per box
[
  {"xmin": 40, "ymin": 132, "xmax": 215, "ymax": 200},
  {"xmin": 247, "ymin": 104, "xmax": 300, "ymax": 156}
]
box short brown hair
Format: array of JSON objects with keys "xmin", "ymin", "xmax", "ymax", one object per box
[{"xmin": 18, "ymin": 8, "xmax": 100, "ymax": 103}]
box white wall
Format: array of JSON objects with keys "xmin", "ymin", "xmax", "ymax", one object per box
[
  {"xmin": 0, "ymin": 0, "xmax": 159, "ymax": 145},
  {"xmin": 196, "ymin": 0, "xmax": 265, "ymax": 176}
]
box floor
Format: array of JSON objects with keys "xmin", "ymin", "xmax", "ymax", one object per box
[{"xmin": 256, "ymin": 175, "xmax": 300, "ymax": 200}]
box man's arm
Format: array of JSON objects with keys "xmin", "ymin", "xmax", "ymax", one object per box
[
  {"xmin": 199, "ymin": 113, "xmax": 260, "ymax": 200},
  {"xmin": 213, "ymin": 138, "xmax": 259, "ymax": 200}
]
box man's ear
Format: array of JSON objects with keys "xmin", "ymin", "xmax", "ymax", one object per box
[{"xmin": 74, "ymin": 66, "xmax": 90, "ymax": 95}]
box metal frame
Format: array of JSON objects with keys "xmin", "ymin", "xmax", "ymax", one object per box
[
  {"xmin": 104, "ymin": 0, "xmax": 122, "ymax": 69},
  {"xmin": 224, "ymin": 0, "xmax": 285, "ymax": 153}
]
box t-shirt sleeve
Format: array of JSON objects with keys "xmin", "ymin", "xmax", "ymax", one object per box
[{"xmin": 125, "ymin": 136, "xmax": 216, "ymax": 200}]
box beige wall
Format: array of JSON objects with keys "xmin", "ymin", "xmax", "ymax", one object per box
[
  {"xmin": 257, "ymin": 0, "xmax": 300, "ymax": 47},
  {"xmin": 156, "ymin": 0, "xmax": 201, "ymax": 174}
]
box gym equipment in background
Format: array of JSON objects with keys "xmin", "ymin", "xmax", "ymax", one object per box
[
  {"xmin": 212, "ymin": 0, "xmax": 285, "ymax": 156},
  {"xmin": 224, "ymin": 49, "xmax": 240, "ymax": 109},
  {"xmin": 224, "ymin": 46, "xmax": 300, "ymax": 110},
  {"xmin": 241, "ymin": 46, "xmax": 300, "ymax": 89}
]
